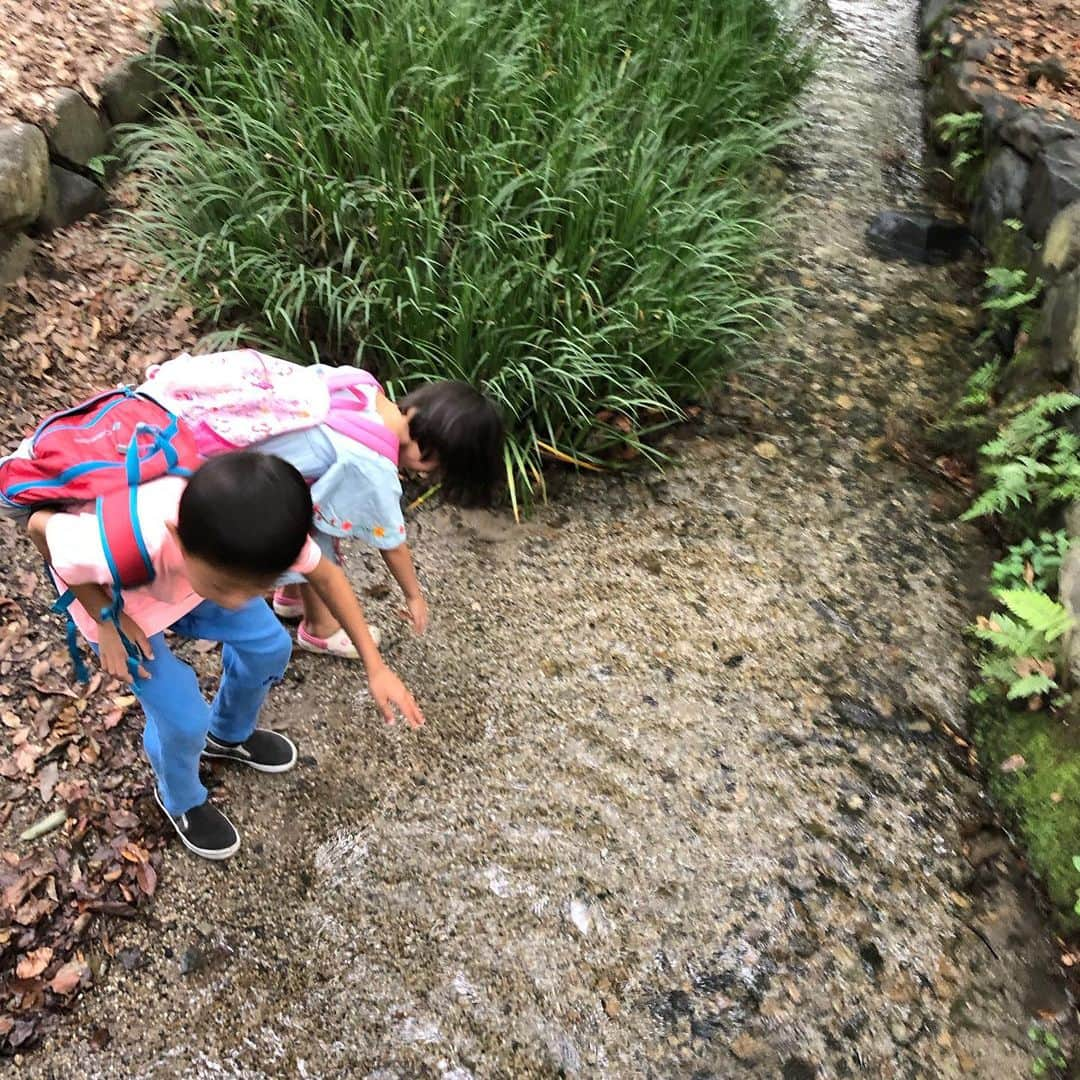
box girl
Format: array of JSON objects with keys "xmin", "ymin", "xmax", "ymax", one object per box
[{"xmin": 141, "ymin": 350, "xmax": 504, "ymax": 657}]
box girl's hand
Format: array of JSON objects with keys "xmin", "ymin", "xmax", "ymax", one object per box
[
  {"xmin": 98, "ymin": 615, "xmax": 153, "ymax": 683},
  {"xmin": 368, "ymin": 665, "xmax": 425, "ymax": 728},
  {"xmin": 400, "ymin": 593, "xmax": 429, "ymax": 635}
]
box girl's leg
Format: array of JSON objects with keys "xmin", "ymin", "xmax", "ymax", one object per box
[{"xmin": 298, "ymin": 582, "xmax": 340, "ymax": 639}]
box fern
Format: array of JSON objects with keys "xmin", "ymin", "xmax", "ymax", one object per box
[
  {"xmin": 963, "ymin": 394, "xmax": 1080, "ymax": 523},
  {"xmin": 959, "ymin": 360, "xmax": 1000, "ymax": 410},
  {"xmin": 991, "ymin": 530, "xmax": 1072, "ymax": 593},
  {"xmin": 969, "ymin": 587, "xmax": 1073, "ymax": 705},
  {"xmin": 994, "ymin": 589, "xmax": 1074, "ymax": 642},
  {"xmin": 1006, "ymin": 672, "xmax": 1056, "ymax": 700}
]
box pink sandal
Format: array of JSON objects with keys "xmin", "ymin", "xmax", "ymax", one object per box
[
  {"xmin": 272, "ymin": 589, "xmax": 304, "ymax": 620},
  {"xmin": 296, "ymin": 622, "xmax": 380, "ymax": 659}
]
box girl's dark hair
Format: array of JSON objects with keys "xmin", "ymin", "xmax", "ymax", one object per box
[
  {"xmin": 399, "ymin": 381, "xmax": 505, "ymax": 506},
  {"xmin": 178, "ymin": 452, "xmax": 313, "ymax": 577}
]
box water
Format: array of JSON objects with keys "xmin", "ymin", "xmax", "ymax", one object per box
[{"xmin": 21, "ymin": 0, "xmax": 1076, "ymax": 1076}]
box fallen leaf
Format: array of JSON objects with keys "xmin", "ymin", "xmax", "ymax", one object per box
[
  {"xmin": 753, "ymin": 441, "xmax": 780, "ymax": 460},
  {"xmin": 16, "ymin": 946, "xmax": 53, "ymax": 979},
  {"xmin": 1000, "ymin": 754, "xmax": 1026, "ymax": 773},
  {"xmin": 37, "ymin": 761, "xmax": 59, "ymax": 803},
  {"xmin": 135, "ymin": 860, "xmax": 157, "ymax": 896},
  {"xmin": 49, "ymin": 959, "xmax": 87, "ymax": 996},
  {"xmin": 120, "ymin": 842, "xmax": 149, "ymax": 864}
]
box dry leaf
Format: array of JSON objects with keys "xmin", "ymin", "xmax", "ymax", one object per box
[
  {"xmin": 16, "ymin": 946, "xmax": 53, "ymax": 979},
  {"xmin": 37, "ymin": 760, "xmax": 59, "ymax": 803},
  {"xmin": 50, "ymin": 959, "xmax": 87, "ymax": 996},
  {"xmin": 1000, "ymin": 754, "xmax": 1026, "ymax": 773},
  {"xmin": 135, "ymin": 860, "xmax": 157, "ymax": 896}
]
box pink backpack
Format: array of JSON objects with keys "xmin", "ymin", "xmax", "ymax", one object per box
[
  {"xmin": 0, "ymin": 388, "xmax": 203, "ymax": 679},
  {"xmin": 141, "ymin": 350, "xmax": 399, "ymax": 465}
]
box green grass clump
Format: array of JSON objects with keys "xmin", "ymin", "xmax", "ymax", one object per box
[
  {"xmin": 976, "ymin": 702, "xmax": 1080, "ymax": 920},
  {"xmin": 118, "ymin": 0, "xmax": 811, "ymax": 504}
]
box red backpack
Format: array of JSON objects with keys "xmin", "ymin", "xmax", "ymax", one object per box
[{"xmin": 0, "ymin": 387, "xmax": 202, "ymax": 678}]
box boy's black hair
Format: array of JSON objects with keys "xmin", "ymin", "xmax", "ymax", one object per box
[
  {"xmin": 398, "ymin": 381, "xmax": 505, "ymax": 507},
  {"xmin": 177, "ymin": 452, "xmax": 313, "ymax": 577}
]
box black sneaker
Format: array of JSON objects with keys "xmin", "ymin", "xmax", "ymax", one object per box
[
  {"xmin": 202, "ymin": 729, "xmax": 298, "ymax": 773},
  {"xmin": 154, "ymin": 789, "xmax": 240, "ymax": 860}
]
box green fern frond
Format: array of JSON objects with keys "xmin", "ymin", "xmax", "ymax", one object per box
[
  {"xmin": 1005, "ymin": 672, "xmax": 1056, "ymax": 700},
  {"xmin": 993, "ymin": 589, "xmax": 1074, "ymax": 642}
]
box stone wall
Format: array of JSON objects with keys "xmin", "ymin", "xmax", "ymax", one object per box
[
  {"xmin": 921, "ymin": 4, "xmax": 1080, "ymax": 382},
  {"xmin": 0, "ymin": 32, "xmax": 176, "ymax": 286},
  {"xmin": 920, "ymin": 2, "xmax": 1080, "ymax": 674}
]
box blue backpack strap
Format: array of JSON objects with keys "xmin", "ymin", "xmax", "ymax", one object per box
[{"xmin": 51, "ymin": 585, "xmax": 90, "ymax": 684}]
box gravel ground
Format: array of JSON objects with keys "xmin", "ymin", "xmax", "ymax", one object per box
[{"xmin": 12, "ymin": 0, "xmax": 1077, "ymax": 1076}]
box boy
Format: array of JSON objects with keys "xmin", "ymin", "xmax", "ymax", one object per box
[{"xmin": 27, "ymin": 452, "xmax": 423, "ymax": 859}]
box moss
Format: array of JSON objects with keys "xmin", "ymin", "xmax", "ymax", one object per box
[{"xmin": 975, "ymin": 700, "xmax": 1080, "ymax": 921}]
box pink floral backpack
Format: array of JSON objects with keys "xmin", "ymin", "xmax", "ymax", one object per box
[{"xmin": 140, "ymin": 350, "xmax": 399, "ymax": 465}]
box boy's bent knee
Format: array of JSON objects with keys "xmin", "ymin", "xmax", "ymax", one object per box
[{"xmin": 265, "ymin": 621, "xmax": 293, "ymax": 673}]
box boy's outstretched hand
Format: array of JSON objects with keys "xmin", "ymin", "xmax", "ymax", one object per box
[{"xmin": 368, "ymin": 665, "xmax": 425, "ymax": 728}]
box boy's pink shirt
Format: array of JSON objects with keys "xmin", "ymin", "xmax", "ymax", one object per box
[{"xmin": 44, "ymin": 476, "xmax": 321, "ymax": 644}]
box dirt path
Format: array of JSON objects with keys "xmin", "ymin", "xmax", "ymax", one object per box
[{"xmin": 15, "ymin": 0, "xmax": 1076, "ymax": 1076}]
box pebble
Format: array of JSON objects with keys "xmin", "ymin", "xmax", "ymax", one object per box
[{"xmin": 179, "ymin": 947, "xmax": 204, "ymax": 975}]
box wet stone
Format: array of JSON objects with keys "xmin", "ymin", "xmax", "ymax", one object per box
[
  {"xmin": 1024, "ymin": 140, "xmax": 1080, "ymax": 241},
  {"xmin": 865, "ymin": 210, "xmax": 974, "ymax": 265},
  {"xmin": 782, "ymin": 1056, "xmax": 821, "ymax": 1080},
  {"xmin": 179, "ymin": 947, "xmax": 205, "ymax": 975},
  {"xmin": 973, "ymin": 147, "xmax": 1029, "ymax": 241},
  {"xmin": 117, "ymin": 948, "xmax": 144, "ymax": 972}
]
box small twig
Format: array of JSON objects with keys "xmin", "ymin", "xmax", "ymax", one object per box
[{"xmin": 963, "ymin": 919, "xmax": 1001, "ymax": 960}]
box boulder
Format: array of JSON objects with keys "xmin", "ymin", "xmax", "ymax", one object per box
[
  {"xmin": 926, "ymin": 62, "xmax": 984, "ymax": 131},
  {"xmin": 972, "ymin": 147, "xmax": 1028, "ymax": 241},
  {"xmin": 101, "ymin": 41, "xmax": 178, "ymax": 126},
  {"xmin": 962, "ymin": 36, "xmax": 1009, "ymax": 63},
  {"xmin": 36, "ymin": 165, "xmax": 107, "ymax": 232},
  {"xmin": 43, "ymin": 89, "xmax": 109, "ymax": 168},
  {"xmin": 919, "ymin": 0, "xmax": 953, "ymax": 46},
  {"xmin": 1041, "ymin": 269, "xmax": 1080, "ymax": 388},
  {"xmin": 1041, "ymin": 202, "xmax": 1080, "ymax": 279},
  {"xmin": 0, "ymin": 123, "xmax": 49, "ymax": 230},
  {"xmin": 997, "ymin": 109, "xmax": 1078, "ymax": 161},
  {"xmin": 1023, "ymin": 141, "xmax": 1080, "ymax": 241},
  {"xmin": 865, "ymin": 210, "xmax": 974, "ymax": 265},
  {"xmin": 1059, "ymin": 543, "xmax": 1080, "ymax": 685},
  {"xmin": 0, "ymin": 231, "xmax": 33, "ymax": 285}
]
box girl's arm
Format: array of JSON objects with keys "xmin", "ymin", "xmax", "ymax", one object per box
[
  {"xmin": 304, "ymin": 556, "xmax": 425, "ymax": 728},
  {"xmin": 380, "ymin": 544, "xmax": 428, "ymax": 635}
]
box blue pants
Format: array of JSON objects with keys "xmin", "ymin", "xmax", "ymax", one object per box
[{"xmin": 127, "ymin": 599, "xmax": 292, "ymax": 816}]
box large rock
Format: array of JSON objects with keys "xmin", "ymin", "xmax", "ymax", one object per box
[
  {"xmin": 36, "ymin": 165, "xmax": 107, "ymax": 232},
  {"xmin": 1058, "ymin": 542, "xmax": 1080, "ymax": 686},
  {"xmin": 1041, "ymin": 202, "xmax": 1080, "ymax": 279},
  {"xmin": 43, "ymin": 89, "xmax": 109, "ymax": 167},
  {"xmin": 997, "ymin": 110, "xmax": 1078, "ymax": 161},
  {"xmin": 865, "ymin": 210, "xmax": 974, "ymax": 265},
  {"xmin": 101, "ymin": 43, "xmax": 176, "ymax": 126},
  {"xmin": 919, "ymin": 0, "xmax": 952, "ymax": 46},
  {"xmin": 926, "ymin": 63, "xmax": 986, "ymax": 145},
  {"xmin": 1024, "ymin": 141, "xmax": 1080, "ymax": 240},
  {"xmin": 1041, "ymin": 269, "xmax": 1080, "ymax": 388},
  {"xmin": 973, "ymin": 146, "xmax": 1029, "ymax": 241},
  {"xmin": 0, "ymin": 123, "xmax": 49, "ymax": 230},
  {"xmin": 0, "ymin": 230, "xmax": 33, "ymax": 285}
]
